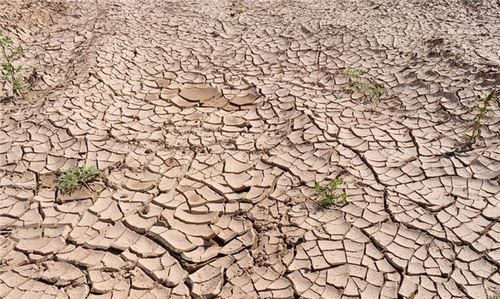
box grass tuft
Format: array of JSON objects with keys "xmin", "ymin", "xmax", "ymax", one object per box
[
  {"xmin": 343, "ymin": 68, "xmax": 365, "ymax": 78},
  {"xmin": 349, "ymin": 81, "xmax": 384, "ymax": 103},
  {"xmin": 315, "ymin": 177, "xmax": 348, "ymax": 207},
  {"xmin": 488, "ymin": 292, "xmax": 500, "ymax": 299},
  {"xmin": 0, "ymin": 32, "xmax": 24, "ymax": 96},
  {"xmin": 465, "ymin": 89, "xmax": 498, "ymax": 146},
  {"xmin": 58, "ymin": 166, "xmax": 101, "ymax": 195},
  {"xmin": 343, "ymin": 67, "xmax": 384, "ymax": 103}
]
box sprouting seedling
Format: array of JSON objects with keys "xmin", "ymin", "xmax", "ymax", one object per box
[
  {"xmin": 58, "ymin": 166, "xmax": 101, "ymax": 194},
  {"xmin": 343, "ymin": 68, "xmax": 365, "ymax": 78},
  {"xmin": 465, "ymin": 89, "xmax": 498, "ymax": 146},
  {"xmin": 0, "ymin": 32, "xmax": 24, "ymax": 96},
  {"xmin": 488, "ymin": 292, "xmax": 500, "ymax": 299},
  {"xmin": 314, "ymin": 177, "xmax": 348, "ymax": 207},
  {"xmin": 343, "ymin": 67, "xmax": 384, "ymax": 103},
  {"xmin": 230, "ymin": 2, "xmax": 245, "ymax": 15},
  {"xmin": 350, "ymin": 81, "xmax": 384, "ymax": 103}
]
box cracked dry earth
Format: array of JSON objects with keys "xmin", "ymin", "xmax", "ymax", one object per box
[{"xmin": 0, "ymin": 0, "xmax": 500, "ymax": 298}]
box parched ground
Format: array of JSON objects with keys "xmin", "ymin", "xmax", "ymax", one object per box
[{"xmin": 0, "ymin": 0, "xmax": 499, "ymax": 298}]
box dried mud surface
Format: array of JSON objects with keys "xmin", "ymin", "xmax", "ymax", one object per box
[{"xmin": 0, "ymin": 0, "xmax": 499, "ymax": 298}]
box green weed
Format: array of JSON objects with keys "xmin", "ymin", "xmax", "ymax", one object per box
[
  {"xmin": 488, "ymin": 292, "xmax": 500, "ymax": 299},
  {"xmin": 0, "ymin": 32, "xmax": 24, "ymax": 96},
  {"xmin": 465, "ymin": 89, "xmax": 498, "ymax": 146},
  {"xmin": 315, "ymin": 177, "xmax": 347, "ymax": 207},
  {"xmin": 350, "ymin": 81, "xmax": 384, "ymax": 103},
  {"xmin": 58, "ymin": 166, "xmax": 101, "ymax": 194},
  {"xmin": 343, "ymin": 68, "xmax": 384, "ymax": 103},
  {"xmin": 343, "ymin": 68, "xmax": 365, "ymax": 78},
  {"xmin": 230, "ymin": 2, "xmax": 245, "ymax": 15}
]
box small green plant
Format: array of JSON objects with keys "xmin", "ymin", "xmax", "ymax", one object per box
[
  {"xmin": 0, "ymin": 32, "xmax": 24, "ymax": 96},
  {"xmin": 58, "ymin": 166, "xmax": 101, "ymax": 194},
  {"xmin": 465, "ymin": 89, "xmax": 498, "ymax": 146},
  {"xmin": 314, "ymin": 177, "xmax": 347, "ymax": 207},
  {"xmin": 343, "ymin": 68, "xmax": 365, "ymax": 78},
  {"xmin": 488, "ymin": 292, "xmax": 500, "ymax": 299},
  {"xmin": 230, "ymin": 2, "xmax": 245, "ymax": 16},
  {"xmin": 350, "ymin": 81, "xmax": 384, "ymax": 102},
  {"xmin": 343, "ymin": 68, "xmax": 384, "ymax": 103}
]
